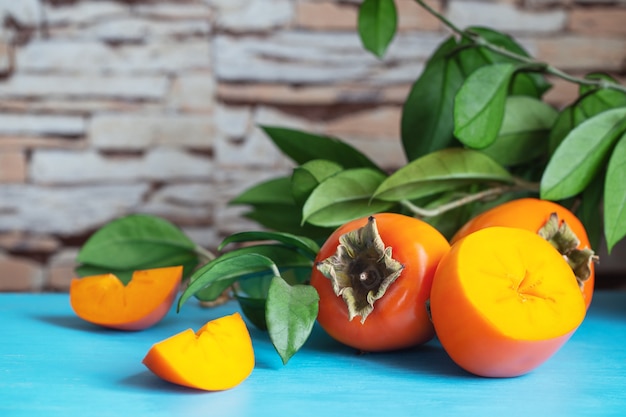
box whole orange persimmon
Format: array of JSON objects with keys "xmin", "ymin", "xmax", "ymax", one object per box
[
  {"xmin": 452, "ymin": 198, "xmax": 596, "ymax": 308},
  {"xmin": 310, "ymin": 213, "xmax": 450, "ymax": 352}
]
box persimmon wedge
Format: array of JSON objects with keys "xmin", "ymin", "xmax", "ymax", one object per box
[
  {"xmin": 70, "ymin": 265, "xmax": 182, "ymax": 331},
  {"xmin": 430, "ymin": 227, "xmax": 586, "ymax": 378},
  {"xmin": 142, "ymin": 313, "xmax": 254, "ymax": 391}
]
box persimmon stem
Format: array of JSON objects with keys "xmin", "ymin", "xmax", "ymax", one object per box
[
  {"xmin": 412, "ymin": 0, "xmax": 626, "ymax": 94},
  {"xmin": 401, "ymin": 179, "xmax": 539, "ymax": 218},
  {"xmin": 194, "ymin": 245, "xmax": 216, "ymax": 263}
]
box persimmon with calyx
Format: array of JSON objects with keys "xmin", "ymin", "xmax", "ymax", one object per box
[
  {"xmin": 310, "ymin": 213, "xmax": 450, "ymax": 352},
  {"xmin": 431, "ymin": 227, "xmax": 586, "ymax": 378},
  {"xmin": 70, "ymin": 265, "xmax": 182, "ymax": 331},
  {"xmin": 451, "ymin": 198, "xmax": 596, "ymax": 308},
  {"xmin": 142, "ymin": 312, "xmax": 254, "ymax": 391}
]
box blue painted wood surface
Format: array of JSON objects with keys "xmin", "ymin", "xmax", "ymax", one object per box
[{"xmin": 1, "ymin": 291, "xmax": 625, "ymax": 417}]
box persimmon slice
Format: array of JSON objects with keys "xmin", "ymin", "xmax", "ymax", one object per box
[
  {"xmin": 430, "ymin": 227, "xmax": 586, "ymax": 377},
  {"xmin": 142, "ymin": 313, "xmax": 254, "ymax": 391},
  {"xmin": 70, "ymin": 265, "xmax": 182, "ymax": 331}
]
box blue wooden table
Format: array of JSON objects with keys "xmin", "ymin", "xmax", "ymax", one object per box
[{"xmin": 1, "ymin": 291, "xmax": 625, "ymax": 417}]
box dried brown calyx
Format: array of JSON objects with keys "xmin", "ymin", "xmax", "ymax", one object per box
[
  {"xmin": 538, "ymin": 213, "xmax": 599, "ymax": 288},
  {"xmin": 315, "ymin": 216, "xmax": 404, "ymax": 323}
]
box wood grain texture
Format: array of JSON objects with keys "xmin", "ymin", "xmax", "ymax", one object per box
[{"xmin": 1, "ymin": 291, "xmax": 626, "ymax": 417}]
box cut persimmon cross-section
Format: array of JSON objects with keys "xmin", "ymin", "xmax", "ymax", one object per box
[
  {"xmin": 430, "ymin": 227, "xmax": 586, "ymax": 377},
  {"xmin": 142, "ymin": 313, "xmax": 255, "ymax": 391},
  {"xmin": 70, "ymin": 265, "xmax": 183, "ymax": 331}
]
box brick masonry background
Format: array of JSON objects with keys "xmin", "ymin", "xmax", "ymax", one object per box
[{"xmin": 0, "ymin": 0, "xmax": 625, "ymax": 291}]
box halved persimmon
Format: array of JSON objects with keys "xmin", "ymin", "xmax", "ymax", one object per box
[
  {"xmin": 142, "ymin": 313, "xmax": 254, "ymax": 391},
  {"xmin": 431, "ymin": 227, "xmax": 586, "ymax": 377},
  {"xmin": 451, "ymin": 198, "xmax": 596, "ymax": 308},
  {"xmin": 69, "ymin": 265, "xmax": 182, "ymax": 331}
]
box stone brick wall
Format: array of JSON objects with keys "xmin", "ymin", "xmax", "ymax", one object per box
[{"xmin": 1, "ymin": 0, "xmax": 625, "ymax": 291}]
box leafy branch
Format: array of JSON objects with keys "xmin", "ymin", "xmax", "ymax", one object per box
[
  {"xmin": 412, "ymin": 0, "xmax": 626, "ymax": 94},
  {"xmin": 74, "ymin": 0, "xmax": 626, "ymax": 365}
]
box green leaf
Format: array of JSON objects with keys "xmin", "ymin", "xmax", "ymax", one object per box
[
  {"xmin": 192, "ymin": 245, "xmax": 313, "ymax": 302},
  {"xmin": 358, "ymin": 0, "xmax": 397, "ymax": 58},
  {"xmin": 541, "ymin": 107, "xmax": 626, "ymax": 200},
  {"xmin": 576, "ymin": 172, "xmax": 604, "ymax": 251},
  {"xmin": 604, "ymin": 131, "xmax": 626, "ymax": 252},
  {"xmin": 549, "ymin": 88, "xmax": 626, "ymax": 154},
  {"xmin": 401, "ymin": 36, "xmax": 464, "ymax": 160},
  {"xmin": 219, "ymin": 231, "xmax": 320, "ymax": 260},
  {"xmin": 291, "ymin": 159, "xmax": 343, "ymax": 206},
  {"xmin": 454, "ymin": 63, "xmax": 517, "ymax": 149},
  {"xmin": 76, "ymin": 214, "xmax": 197, "ymax": 272},
  {"xmin": 480, "ymin": 96, "xmax": 558, "ymax": 166},
  {"xmin": 302, "ymin": 168, "xmax": 394, "ymax": 227},
  {"xmin": 373, "ymin": 148, "xmax": 513, "ymax": 202},
  {"xmin": 230, "ymin": 176, "xmax": 294, "ymax": 206},
  {"xmin": 261, "ymin": 126, "xmax": 380, "ymax": 171},
  {"xmin": 548, "ymin": 106, "xmax": 576, "ymax": 155},
  {"xmin": 177, "ymin": 253, "xmax": 279, "ymax": 311},
  {"xmin": 235, "ymin": 295, "xmax": 267, "ymax": 330},
  {"xmin": 241, "ymin": 204, "xmax": 334, "ymax": 241},
  {"xmin": 460, "ymin": 27, "xmax": 551, "ymax": 98},
  {"xmin": 266, "ymin": 276, "xmax": 319, "ymax": 365}
]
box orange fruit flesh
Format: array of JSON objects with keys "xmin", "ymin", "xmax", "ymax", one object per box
[
  {"xmin": 142, "ymin": 313, "xmax": 255, "ymax": 391},
  {"xmin": 431, "ymin": 227, "xmax": 586, "ymax": 377},
  {"xmin": 70, "ymin": 266, "xmax": 182, "ymax": 330}
]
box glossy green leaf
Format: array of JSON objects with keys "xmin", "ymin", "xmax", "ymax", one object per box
[
  {"xmin": 576, "ymin": 172, "xmax": 604, "ymax": 251},
  {"xmin": 231, "ymin": 175, "xmax": 333, "ymax": 239},
  {"xmin": 548, "ymin": 106, "xmax": 576, "ymax": 155},
  {"xmin": 549, "ymin": 88, "xmax": 626, "ymax": 154},
  {"xmin": 219, "ymin": 231, "xmax": 320, "ymax": 259},
  {"xmin": 177, "ymin": 253, "xmax": 279, "ymax": 310},
  {"xmin": 358, "ymin": 0, "xmax": 397, "ymax": 58},
  {"xmin": 235, "ymin": 295, "xmax": 267, "ymax": 330},
  {"xmin": 291, "ymin": 159, "xmax": 343, "ymax": 206},
  {"xmin": 266, "ymin": 276, "xmax": 319, "ymax": 365},
  {"xmin": 373, "ymin": 148, "xmax": 513, "ymax": 202},
  {"xmin": 480, "ymin": 96, "xmax": 558, "ymax": 166},
  {"xmin": 193, "ymin": 245, "xmax": 314, "ymax": 302},
  {"xmin": 241, "ymin": 204, "xmax": 334, "ymax": 241},
  {"xmin": 604, "ymin": 131, "xmax": 626, "ymax": 252},
  {"xmin": 230, "ymin": 176, "xmax": 294, "ymax": 206},
  {"xmin": 76, "ymin": 214, "xmax": 197, "ymax": 271},
  {"xmin": 302, "ymin": 168, "xmax": 394, "ymax": 227},
  {"xmin": 541, "ymin": 108, "xmax": 626, "ymax": 200},
  {"xmin": 261, "ymin": 126, "xmax": 380, "ymax": 171},
  {"xmin": 401, "ymin": 36, "xmax": 464, "ymax": 160},
  {"xmin": 454, "ymin": 63, "xmax": 517, "ymax": 149},
  {"xmin": 470, "ymin": 27, "xmax": 551, "ymax": 98}
]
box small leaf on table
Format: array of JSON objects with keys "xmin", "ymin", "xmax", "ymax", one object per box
[{"xmin": 266, "ymin": 276, "xmax": 319, "ymax": 365}]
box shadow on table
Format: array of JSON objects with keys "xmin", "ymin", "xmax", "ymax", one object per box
[
  {"xmin": 31, "ymin": 314, "xmax": 107, "ymax": 332},
  {"xmin": 120, "ymin": 370, "xmax": 210, "ymax": 394}
]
